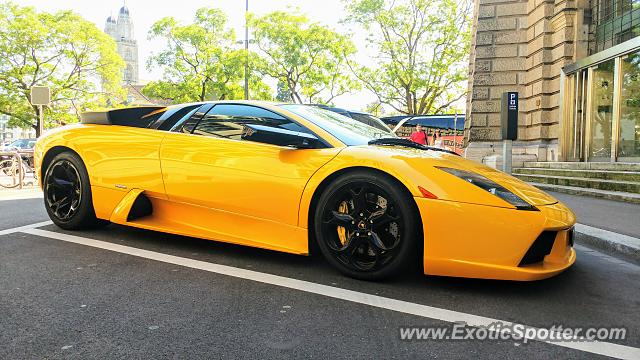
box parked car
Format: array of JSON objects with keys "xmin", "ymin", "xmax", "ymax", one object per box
[
  {"xmin": 309, "ymin": 104, "xmax": 392, "ymax": 132},
  {"xmin": 1, "ymin": 138, "xmax": 36, "ymax": 167},
  {"xmin": 2, "ymin": 138, "xmax": 36, "ymax": 152},
  {"xmin": 380, "ymin": 114, "xmax": 465, "ymax": 133},
  {"xmin": 35, "ymin": 101, "xmax": 575, "ymax": 281},
  {"xmin": 381, "ymin": 115, "xmax": 465, "ymax": 155}
]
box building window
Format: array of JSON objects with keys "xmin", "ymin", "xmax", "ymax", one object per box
[
  {"xmin": 591, "ymin": 0, "xmax": 640, "ymax": 53},
  {"xmin": 619, "ymin": 51, "xmax": 640, "ymax": 161},
  {"xmin": 124, "ymin": 64, "xmax": 132, "ymax": 82}
]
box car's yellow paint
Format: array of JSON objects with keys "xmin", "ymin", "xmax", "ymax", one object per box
[
  {"xmin": 35, "ymin": 100, "xmax": 576, "ymax": 281},
  {"xmin": 35, "ymin": 124, "xmax": 166, "ymax": 199},
  {"xmin": 160, "ymin": 131, "xmax": 340, "ymax": 225},
  {"xmin": 125, "ymin": 196, "xmax": 310, "ymax": 254},
  {"xmin": 417, "ymin": 198, "xmax": 575, "ymax": 280},
  {"xmin": 109, "ymin": 188, "xmax": 145, "ymax": 224}
]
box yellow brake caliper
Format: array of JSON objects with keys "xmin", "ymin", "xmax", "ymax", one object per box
[{"xmin": 337, "ymin": 201, "xmax": 349, "ymax": 245}]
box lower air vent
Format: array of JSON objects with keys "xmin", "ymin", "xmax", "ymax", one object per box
[
  {"xmin": 127, "ymin": 193, "xmax": 152, "ymax": 221},
  {"xmin": 519, "ymin": 231, "xmax": 556, "ymax": 266},
  {"xmin": 567, "ymin": 227, "xmax": 574, "ymax": 247}
]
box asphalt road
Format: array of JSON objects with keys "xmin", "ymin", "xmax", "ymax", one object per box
[{"xmin": 1, "ymin": 198, "xmax": 639, "ymax": 359}]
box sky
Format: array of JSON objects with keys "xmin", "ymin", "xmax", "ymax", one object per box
[
  {"xmin": 14, "ymin": 0, "xmax": 465, "ymax": 113},
  {"xmin": 15, "ymin": 0, "xmax": 381, "ymax": 110}
]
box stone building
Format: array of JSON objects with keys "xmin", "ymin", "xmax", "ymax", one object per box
[
  {"xmin": 104, "ymin": 5, "xmax": 139, "ymax": 85},
  {"xmin": 466, "ymin": 0, "xmax": 640, "ymax": 165}
]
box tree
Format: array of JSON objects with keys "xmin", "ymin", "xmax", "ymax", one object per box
[
  {"xmin": 365, "ymin": 101, "xmax": 384, "ymax": 117},
  {"xmin": 249, "ymin": 11, "xmax": 359, "ymax": 104},
  {"xmin": 275, "ymin": 79, "xmax": 291, "ymax": 102},
  {"xmin": 344, "ymin": 0, "xmax": 472, "ymax": 115},
  {"xmin": 144, "ymin": 8, "xmax": 271, "ymax": 104},
  {"xmin": 0, "ymin": 3, "xmax": 124, "ymax": 136}
]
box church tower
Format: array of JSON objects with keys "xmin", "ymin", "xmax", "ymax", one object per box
[{"xmin": 104, "ymin": 5, "xmax": 139, "ymax": 84}]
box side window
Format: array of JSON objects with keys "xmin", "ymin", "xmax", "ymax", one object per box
[
  {"xmin": 172, "ymin": 104, "xmax": 214, "ymax": 133},
  {"xmin": 155, "ymin": 104, "xmax": 202, "ymax": 130},
  {"xmin": 192, "ymin": 104, "xmax": 312, "ymax": 142},
  {"xmin": 350, "ymin": 113, "xmax": 371, "ymax": 126}
]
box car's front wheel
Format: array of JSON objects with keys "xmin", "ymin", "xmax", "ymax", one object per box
[
  {"xmin": 314, "ymin": 171, "xmax": 420, "ymax": 280},
  {"xmin": 43, "ymin": 152, "xmax": 107, "ymax": 230}
]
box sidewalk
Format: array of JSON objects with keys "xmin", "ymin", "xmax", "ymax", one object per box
[
  {"xmin": 548, "ymin": 191, "xmax": 640, "ymax": 264},
  {"xmin": 0, "ymin": 187, "xmax": 42, "ymax": 201}
]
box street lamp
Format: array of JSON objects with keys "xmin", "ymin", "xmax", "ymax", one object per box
[
  {"xmin": 235, "ymin": 0, "xmax": 254, "ymax": 100},
  {"xmin": 243, "ymin": 0, "xmax": 249, "ymax": 100}
]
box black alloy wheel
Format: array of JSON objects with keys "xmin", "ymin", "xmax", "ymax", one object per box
[
  {"xmin": 43, "ymin": 152, "xmax": 107, "ymax": 230},
  {"xmin": 45, "ymin": 159, "xmax": 82, "ymax": 221},
  {"xmin": 314, "ymin": 171, "xmax": 419, "ymax": 280}
]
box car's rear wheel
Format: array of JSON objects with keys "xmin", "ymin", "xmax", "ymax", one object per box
[
  {"xmin": 314, "ymin": 171, "xmax": 420, "ymax": 280},
  {"xmin": 43, "ymin": 152, "xmax": 107, "ymax": 230}
]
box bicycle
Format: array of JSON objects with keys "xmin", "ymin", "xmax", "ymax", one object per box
[{"xmin": 0, "ymin": 152, "xmax": 37, "ymax": 189}]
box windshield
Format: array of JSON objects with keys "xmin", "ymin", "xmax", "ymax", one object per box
[
  {"xmin": 10, "ymin": 139, "xmax": 28, "ymax": 148},
  {"xmin": 350, "ymin": 112, "xmax": 392, "ymax": 132},
  {"xmin": 279, "ymin": 104, "xmax": 394, "ymax": 146}
]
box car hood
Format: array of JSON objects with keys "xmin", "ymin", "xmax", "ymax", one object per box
[{"xmin": 343, "ymin": 145, "xmax": 558, "ymax": 207}]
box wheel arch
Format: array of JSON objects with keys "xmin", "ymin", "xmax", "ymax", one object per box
[
  {"xmin": 303, "ymin": 166, "xmax": 423, "ymax": 255},
  {"xmin": 40, "ymin": 145, "xmax": 83, "ymax": 187}
]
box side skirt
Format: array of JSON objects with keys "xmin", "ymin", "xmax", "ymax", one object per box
[{"xmin": 107, "ymin": 190, "xmax": 309, "ymax": 256}]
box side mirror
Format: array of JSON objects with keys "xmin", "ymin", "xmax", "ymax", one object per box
[{"xmin": 241, "ymin": 124, "xmax": 321, "ymax": 149}]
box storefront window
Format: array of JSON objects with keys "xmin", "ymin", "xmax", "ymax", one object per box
[
  {"xmin": 620, "ymin": 51, "xmax": 640, "ymax": 161},
  {"xmin": 589, "ymin": 59, "xmax": 616, "ymax": 160}
]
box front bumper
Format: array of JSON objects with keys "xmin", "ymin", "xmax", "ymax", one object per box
[{"xmin": 416, "ymin": 198, "xmax": 576, "ymax": 281}]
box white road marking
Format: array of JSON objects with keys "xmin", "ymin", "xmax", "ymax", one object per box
[
  {"xmin": 16, "ymin": 227, "xmax": 640, "ymax": 360},
  {"xmin": 0, "ymin": 220, "xmax": 52, "ymax": 236}
]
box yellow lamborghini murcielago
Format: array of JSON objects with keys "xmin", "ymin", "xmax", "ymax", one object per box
[{"xmin": 35, "ymin": 101, "xmax": 576, "ymax": 281}]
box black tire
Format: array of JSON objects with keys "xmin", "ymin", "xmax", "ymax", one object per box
[
  {"xmin": 43, "ymin": 152, "xmax": 108, "ymax": 230},
  {"xmin": 314, "ymin": 171, "xmax": 420, "ymax": 280}
]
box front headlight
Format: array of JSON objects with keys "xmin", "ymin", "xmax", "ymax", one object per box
[{"xmin": 436, "ymin": 167, "xmax": 538, "ymax": 211}]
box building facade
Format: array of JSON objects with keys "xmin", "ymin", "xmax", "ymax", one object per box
[
  {"xmin": 104, "ymin": 5, "xmax": 139, "ymax": 85},
  {"xmin": 0, "ymin": 115, "xmax": 36, "ymax": 144},
  {"xmin": 466, "ymin": 0, "xmax": 640, "ymax": 164}
]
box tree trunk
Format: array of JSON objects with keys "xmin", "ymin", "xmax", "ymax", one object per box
[
  {"xmin": 405, "ymin": 88, "xmax": 413, "ymax": 115},
  {"xmin": 33, "ymin": 105, "xmax": 41, "ymax": 138},
  {"xmin": 200, "ymin": 81, "xmax": 207, "ymax": 101}
]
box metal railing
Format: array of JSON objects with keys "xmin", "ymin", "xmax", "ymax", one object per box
[{"xmin": 0, "ymin": 150, "xmax": 36, "ymax": 189}]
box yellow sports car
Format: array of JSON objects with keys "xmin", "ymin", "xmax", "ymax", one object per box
[{"xmin": 35, "ymin": 101, "xmax": 576, "ymax": 281}]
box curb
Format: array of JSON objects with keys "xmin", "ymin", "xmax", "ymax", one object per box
[{"xmin": 574, "ymin": 224, "xmax": 640, "ymax": 265}]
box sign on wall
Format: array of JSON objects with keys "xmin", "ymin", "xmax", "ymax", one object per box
[{"xmin": 501, "ymin": 92, "xmax": 518, "ymax": 141}]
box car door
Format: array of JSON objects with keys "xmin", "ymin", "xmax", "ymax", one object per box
[{"xmin": 160, "ymin": 103, "xmax": 342, "ymax": 228}]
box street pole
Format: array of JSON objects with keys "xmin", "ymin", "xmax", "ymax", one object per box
[
  {"xmin": 38, "ymin": 104, "xmax": 44, "ymax": 138},
  {"xmin": 502, "ymin": 139, "xmax": 512, "ymax": 174},
  {"xmin": 244, "ymin": 0, "xmax": 249, "ymax": 100}
]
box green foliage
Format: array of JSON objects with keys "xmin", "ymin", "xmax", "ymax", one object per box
[
  {"xmin": 364, "ymin": 101, "xmax": 384, "ymax": 117},
  {"xmin": 144, "ymin": 8, "xmax": 272, "ymax": 103},
  {"xmin": 250, "ymin": 11, "xmax": 359, "ymax": 104},
  {"xmin": 275, "ymin": 79, "xmax": 291, "ymax": 102},
  {"xmin": 344, "ymin": 0, "xmax": 472, "ymax": 115},
  {"xmin": 0, "ymin": 2, "xmax": 125, "ymax": 135}
]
